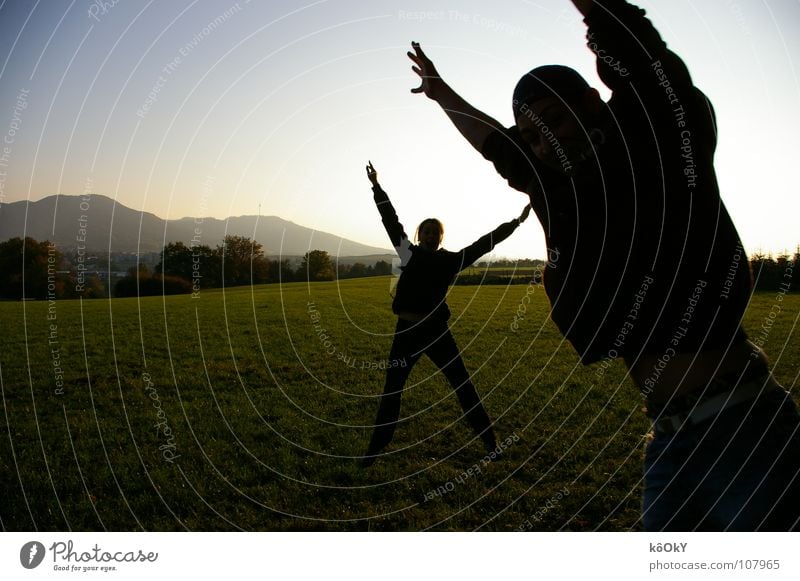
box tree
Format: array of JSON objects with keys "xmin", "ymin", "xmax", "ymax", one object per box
[
  {"xmin": 157, "ymin": 241, "xmax": 220, "ymax": 288},
  {"xmin": 301, "ymin": 250, "xmax": 335, "ymax": 281},
  {"xmin": 0, "ymin": 237, "xmax": 59, "ymax": 299},
  {"xmin": 198, "ymin": 244, "xmax": 222, "ymax": 288},
  {"xmin": 751, "ymin": 253, "xmax": 780, "ymax": 291},
  {"xmin": 216, "ymin": 235, "xmax": 269, "ymax": 287},
  {"xmin": 156, "ymin": 242, "xmax": 193, "ymax": 279},
  {"xmin": 374, "ymin": 260, "xmax": 392, "ymax": 276},
  {"xmin": 267, "ymin": 258, "xmax": 294, "ymax": 283},
  {"xmin": 114, "ymin": 264, "xmax": 191, "ymax": 297},
  {"xmin": 74, "ymin": 275, "xmax": 107, "ymax": 299},
  {"xmin": 114, "ymin": 264, "xmax": 147, "ymax": 297},
  {"xmin": 252, "ymin": 252, "xmax": 269, "ymax": 284},
  {"xmin": 348, "ymin": 262, "xmax": 367, "ymax": 278}
]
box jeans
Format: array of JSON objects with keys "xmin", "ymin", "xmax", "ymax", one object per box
[
  {"xmin": 643, "ymin": 383, "xmax": 800, "ymax": 531},
  {"xmin": 364, "ymin": 317, "xmax": 495, "ymax": 458}
]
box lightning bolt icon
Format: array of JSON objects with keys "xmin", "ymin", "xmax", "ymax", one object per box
[{"xmin": 29, "ymin": 544, "xmax": 38, "ymax": 565}]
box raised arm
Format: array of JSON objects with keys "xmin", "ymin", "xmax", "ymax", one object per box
[
  {"xmin": 457, "ymin": 204, "xmax": 531, "ymax": 270},
  {"xmin": 367, "ymin": 162, "xmax": 412, "ymax": 260},
  {"xmin": 408, "ymin": 42, "xmax": 504, "ymax": 153},
  {"xmin": 578, "ymin": 0, "xmax": 693, "ymax": 93}
]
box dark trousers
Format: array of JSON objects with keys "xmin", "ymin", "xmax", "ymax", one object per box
[
  {"xmin": 364, "ymin": 317, "xmax": 496, "ymax": 457},
  {"xmin": 643, "ymin": 381, "xmax": 800, "ymax": 531}
]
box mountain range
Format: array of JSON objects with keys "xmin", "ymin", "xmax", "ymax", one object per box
[{"xmin": 0, "ymin": 194, "xmax": 392, "ymax": 258}]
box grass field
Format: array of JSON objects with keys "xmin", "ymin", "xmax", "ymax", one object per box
[
  {"xmin": 459, "ymin": 265, "xmax": 541, "ymax": 282},
  {"xmin": 1, "ymin": 277, "xmax": 798, "ymax": 531}
]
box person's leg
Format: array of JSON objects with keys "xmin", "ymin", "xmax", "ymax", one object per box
[
  {"xmin": 425, "ymin": 322, "xmax": 497, "ymax": 454},
  {"xmin": 362, "ymin": 319, "xmax": 421, "ymax": 465},
  {"xmin": 643, "ymin": 378, "xmax": 800, "ymax": 531},
  {"xmin": 642, "ymin": 430, "xmax": 708, "ymax": 531},
  {"xmin": 693, "ymin": 384, "xmax": 800, "ymax": 530}
]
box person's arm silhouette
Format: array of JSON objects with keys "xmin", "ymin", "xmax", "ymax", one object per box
[
  {"xmin": 456, "ymin": 204, "xmax": 531, "ymax": 270},
  {"xmin": 580, "ymin": 0, "xmax": 692, "ymax": 95},
  {"xmin": 408, "ymin": 42, "xmax": 505, "ymax": 153},
  {"xmin": 367, "ymin": 161, "xmax": 412, "ymax": 266}
]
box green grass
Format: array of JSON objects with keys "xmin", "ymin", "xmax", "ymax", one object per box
[
  {"xmin": 1, "ymin": 277, "xmax": 798, "ymax": 531},
  {"xmin": 459, "ymin": 265, "xmax": 540, "ymax": 281}
]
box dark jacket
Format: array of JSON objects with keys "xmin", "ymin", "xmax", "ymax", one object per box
[
  {"xmin": 481, "ymin": 0, "xmax": 751, "ymax": 363},
  {"xmin": 373, "ymin": 184, "xmax": 519, "ymax": 321}
]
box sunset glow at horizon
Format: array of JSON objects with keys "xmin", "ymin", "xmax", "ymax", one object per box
[{"xmin": 1, "ymin": 0, "xmax": 798, "ymax": 260}]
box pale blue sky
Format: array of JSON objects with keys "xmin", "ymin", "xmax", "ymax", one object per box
[{"xmin": 1, "ymin": 0, "xmax": 798, "ymax": 259}]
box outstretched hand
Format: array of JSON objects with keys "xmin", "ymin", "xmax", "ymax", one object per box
[
  {"xmin": 518, "ymin": 204, "xmax": 532, "ymax": 224},
  {"xmin": 408, "ymin": 41, "xmax": 444, "ymax": 100},
  {"xmin": 366, "ymin": 161, "xmax": 379, "ymax": 186}
]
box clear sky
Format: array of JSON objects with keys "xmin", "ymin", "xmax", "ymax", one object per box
[{"xmin": 1, "ymin": 0, "xmax": 798, "ymax": 259}]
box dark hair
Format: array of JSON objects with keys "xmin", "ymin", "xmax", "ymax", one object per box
[
  {"xmin": 415, "ymin": 218, "xmax": 444, "ymax": 245},
  {"xmin": 512, "ymin": 65, "xmax": 590, "ymax": 118}
]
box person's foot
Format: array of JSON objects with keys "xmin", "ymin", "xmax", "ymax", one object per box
[
  {"xmin": 482, "ymin": 435, "xmax": 498, "ymax": 453},
  {"xmin": 485, "ymin": 446, "xmax": 503, "ymax": 462},
  {"xmin": 482, "ymin": 435, "xmax": 503, "ymax": 461},
  {"xmin": 360, "ymin": 447, "xmax": 383, "ymax": 468}
]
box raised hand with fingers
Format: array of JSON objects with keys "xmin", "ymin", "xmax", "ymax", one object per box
[
  {"xmin": 408, "ymin": 41, "xmax": 444, "ymax": 101},
  {"xmin": 405, "ymin": 41, "xmax": 503, "ymax": 153},
  {"xmin": 366, "ymin": 160, "xmax": 379, "ymax": 186}
]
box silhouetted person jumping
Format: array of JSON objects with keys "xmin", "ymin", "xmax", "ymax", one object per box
[
  {"xmin": 408, "ymin": 0, "xmax": 799, "ymax": 530},
  {"xmin": 361, "ymin": 161, "xmax": 530, "ymax": 467}
]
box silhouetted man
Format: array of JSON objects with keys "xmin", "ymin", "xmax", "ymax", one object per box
[{"xmin": 408, "ymin": 0, "xmax": 800, "ymax": 530}]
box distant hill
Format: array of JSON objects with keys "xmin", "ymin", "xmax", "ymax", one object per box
[{"xmin": 0, "ymin": 194, "xmax": 393, "ymax": 257}]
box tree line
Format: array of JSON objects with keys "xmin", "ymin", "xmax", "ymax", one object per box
[
  {"xmin": 0, "ymin": 235, "xmax": 393, "ymax": 299},
  {"xmin": 120, "ymin": 237, "xmax": 392, "ymax": 296},
  {"xmin": 1, "ymin": 236, "xmax": 797, "ymax": 300},
  {"xmin": 750, "ymin": 252, "xmax": 798, "ymax": 292}
]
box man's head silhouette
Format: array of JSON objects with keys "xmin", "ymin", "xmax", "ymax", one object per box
[{"xmin": 513, "ymin": 65, "xmax": 604, "ymax": 173}]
